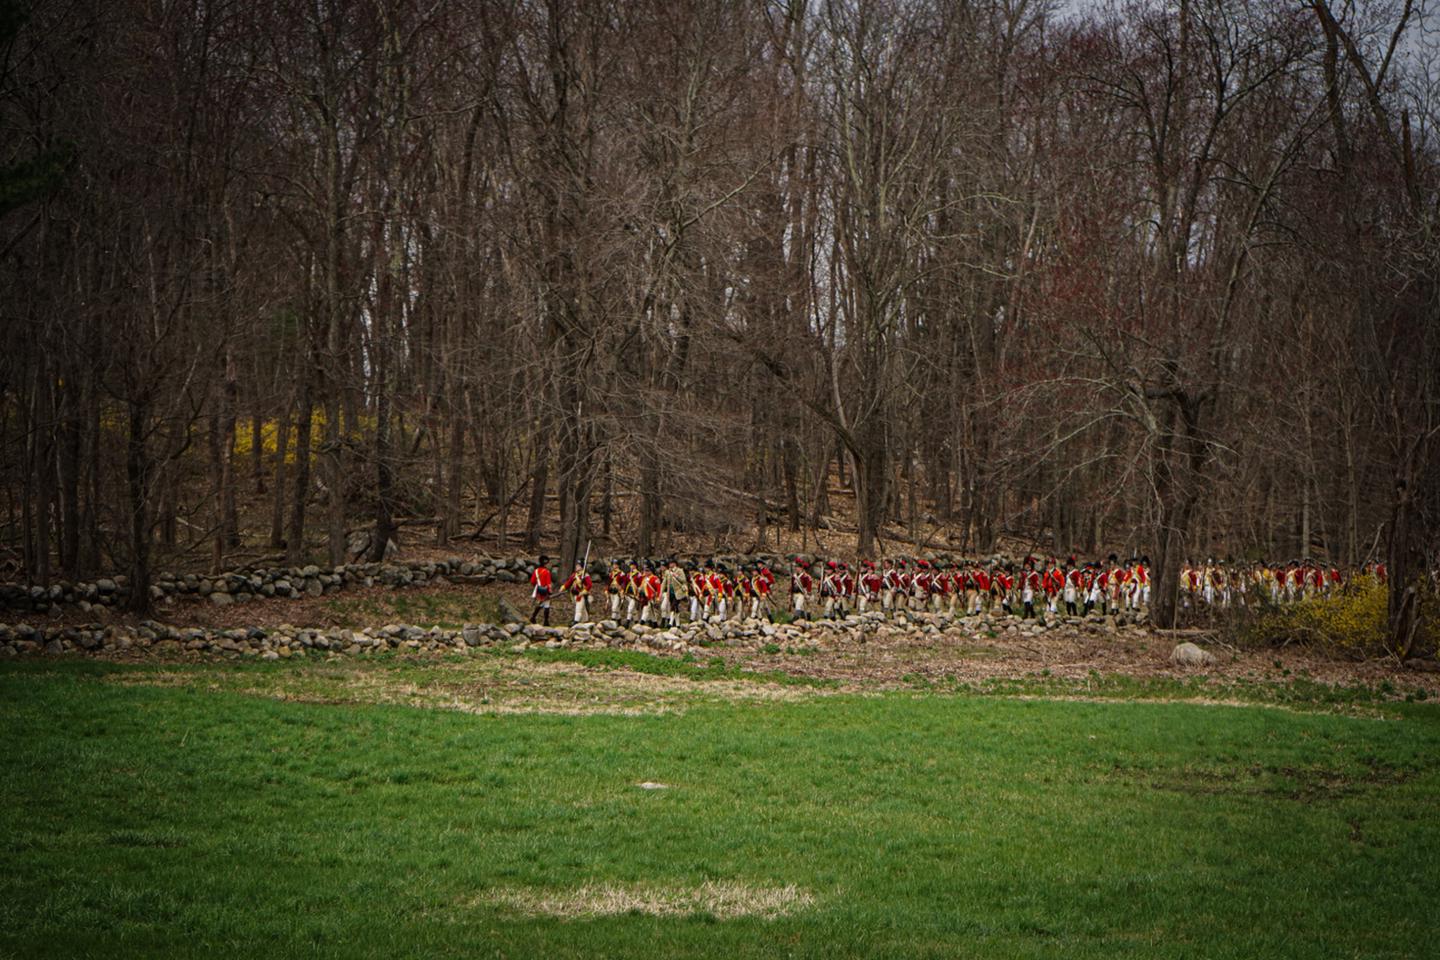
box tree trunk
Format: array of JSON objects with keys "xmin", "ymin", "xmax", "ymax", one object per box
[
  {"xmin": 288, "ymin": 380, "xmax": 313, "ymax": 566},
  {"xmin": 252, "ymin": 409, "xmax": 265, "ymax": 494},
  {"xmin": 369, "ymin": 339, "xmax": 396, "ymax": 563},
  {"xmin": 638, "ymin": 455, "xmax": 660, "ymax": 556},
  {"xmin": 439, "ymin": 407, "xmax": 464, "ymax": 545},
  {"xmin": 270, "ymin": 405, "xmax": 290, "ymax": 549},
  {"xmin": 125, "ymin": 394, "xmax": 154, "ymax": 616},
  {"xmin": 525, "ymin": 446, "xmax": 549, "ymax": 551}
]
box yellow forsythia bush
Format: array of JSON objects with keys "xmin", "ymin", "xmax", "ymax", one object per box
[
  {"xmin": 1260, "ymin": 576, "xmax": 1390, "ymax": 653},
  {"xmin": 230, "ymin": 412, "xmax": 375, "ymax": 464},
  {"xmin": 101, "ymin": 404, "xmax": 372, "ymax": 466}
]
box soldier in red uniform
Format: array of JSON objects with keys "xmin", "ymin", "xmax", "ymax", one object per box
[
  {"xmin": 1020, "ymin": 562, "xmax": 1039, "ymax": 619},
  {"xmin": 606, "ymin": 562, "xmax": 626, "ymax": 620},
  {"xmin": 791, "ymin": 557, "xmax": 813, "ymax": 620},
  {"xmin": 995, "ymin": 565, "xmax": 1014, "ymax": 615},
  {"xmin": 709, "ymin": 563, "xmax": 728, "ymax": 620},
  {"xmin": 733, "ymin": 566, "xmax": 752, "ymax": 620},
  {"xmin": 529, "ymin": 555, "xmax": 554, "ymax": 625},
  {"xmin": 1064, "ymin": 560, "xmax": 1081, "ymax": 616},
  {"xmin": 835, "ymin": 558, "xmax": 852, "ymax": 618},
  {"xmin": 750, "ymin": 566, "xmax": 773, "ymax": 620},
  {"xmin": 1043, "ymin": 560, "xmax": 1063, "ymax": 616},
  {"xmin": 882, "ymin": 560, "xmax": 901, "ymax": 617},
  {"xmin": 639, "ymin": 565, "xmax": 662, "ymax": 624},
  {"xmin": 688, "ymin": 563, "xmax": 707, "ymax": 622},
  {"xmin": 912, "ymin": 561, "xmax": 932, "ymax": 615},
  {"xmin": 623, "ymin": 561, "xmax": 644, "ymax": 625},
  {"xmin": 560, "ymin": 562, "xmax": 592, "ymax": 625},
  {"xmin": 860, "ymin": 561, "xmax": 882, "ymax": 615}
]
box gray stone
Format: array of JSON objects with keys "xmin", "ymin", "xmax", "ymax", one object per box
[
  {"xmin": 1170, "ymin": 642, "xmax": 1217, "ymax": 668},
  {"xmin": 210, "ymin": 592, "xmax": 234, "ymax": 606},
  {"xmin": 96, "ymin": 578, "xmax": 118, "ymax": 594}
]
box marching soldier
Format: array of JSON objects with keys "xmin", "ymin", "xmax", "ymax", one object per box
[
  {"xmin": 687, "ymin": 562, "xmax": 706, "ymax": 622},
  {"xmin": 734, "ymin": 566, "xmax": 753, "ymax": 620},
  {"xmin": 838, "ymin": 562, "xmax": 856, "ymax": 617},
  {"xmin": 624, "ymin": 561, "xmax": 643, "ymax": 625},
  {"xmin": 749, "ymin": 566, "xmax": 769, "ymax": 620},
  {"xmin": 1020, "ymin": 561, "xmax": 1038, "ymax": 619},
  {"xmin": 528, "ymin": 555, "xmax": 554, "ymax": 626},
  {"xmin": 791, "ymin": 557, "xmax": 813, "ymax": 620},
  {"xmin": 639, "ymin": 565, "xmax": 662, "ymax": 624},
  {"xmin": 662, "ymin": 560, "xmax": 687, "ymax": 627},
  {"xmin": 607, "ymin": 561, "xmax": 626, "ymax": 620},
  {"xmin": 860, "ymin": 561, "xmax": 881, "ymax": 615},
  {"xmin": 974, "ymin": 563, "xmax": 991, "ymax": 615},
  {"xmin": 710, "ymin": 563, "xmax": 728, "ymax": 621},
  {"xmin": 561, "ymin": 561, "xmax": 592, "ymax": 625},
  {"xmin": 912, "ymin": 561, "xmax": 930, "ymax": 614},
  {"xmin": 1063, "ymin": 560, "xmax": 1080, "ymax": 616},
  {"xmin": 820, "ymin": 561, "xmax": 839, "ymax": 618},
  {"xmin": 882, "ymin": 559, "xmax": 900, "ymax": 617}
]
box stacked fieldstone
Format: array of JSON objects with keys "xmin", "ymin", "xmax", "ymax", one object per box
[
  {"xmin": 0, "ymin": 608, "xmax": 1153, "ymax": 661},
  {"xmin": 0, "ymin": 557, "xmax": 543, "ymax": 614}
]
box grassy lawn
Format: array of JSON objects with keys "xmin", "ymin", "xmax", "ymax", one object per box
[{"xmin": 2, "ymin": 657, "xmax": 1438, "ymax": 959}]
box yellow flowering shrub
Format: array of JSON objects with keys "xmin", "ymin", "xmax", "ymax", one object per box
[
  {"xmin": 230, "ymin": 412, "xmax": 375, "ymax": 465},
  {"xmin": 1235, "ymin": 575, "xmax": 1436, "ymax": 656},
  {"xmin": 1282, "ymin": 578, "xmax": 1391, "ymax": 652}
]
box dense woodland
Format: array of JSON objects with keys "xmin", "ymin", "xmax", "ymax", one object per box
[{"xmin": 1, "ymin": 0, "xmax": 1438, "ymax": 637}]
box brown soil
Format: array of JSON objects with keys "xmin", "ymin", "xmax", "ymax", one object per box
[{"xmin": 706, "ymin": 626, "xmax": 1420, "ymax": 693}]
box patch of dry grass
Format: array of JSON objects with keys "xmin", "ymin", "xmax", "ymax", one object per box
[
  {"xmin": 100, "ymin": 656, "xmax": 834, "ymax": 717},
  {"xmin": 476, "ymin": 881, "xmax": 816, "ymax": 920}
]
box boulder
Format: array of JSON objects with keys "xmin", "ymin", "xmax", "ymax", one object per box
[{"xmin": 1170, "ymin": 641, "xmax": 1217, "ymax": 668}]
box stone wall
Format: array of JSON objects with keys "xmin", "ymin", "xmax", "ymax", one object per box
[
  {"xmin": 0, "ymin": 608, "xmax": 1143, "ymax": 660},
  {"xmin": 0, "ymin": 557, "xmax": 543, "ymax": 614}
]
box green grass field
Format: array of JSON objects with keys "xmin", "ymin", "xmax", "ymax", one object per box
[{"xmin": 2, "ymin": 656, "xmax": 1438, "ymax": 959}]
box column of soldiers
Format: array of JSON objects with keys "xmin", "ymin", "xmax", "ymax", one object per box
[
  {"xmin": 537, "ymin": 553, "xmax": 1397, "ymax": 627},
  {"xmin": 789, "ymin": 556, "xmax": 1152, "ymax": 622},
  {"xmin": 550, "ymin": 559, "xmax": 781, "ymax": 628},
  {"xmin": 1178, "ymin": 559, "xmax": 1388, "ymax": 609}
]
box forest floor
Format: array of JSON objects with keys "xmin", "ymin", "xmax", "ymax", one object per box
[{"xmin": 125, "ymin": 473, "xmax": 1059, "ymax": 580}]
